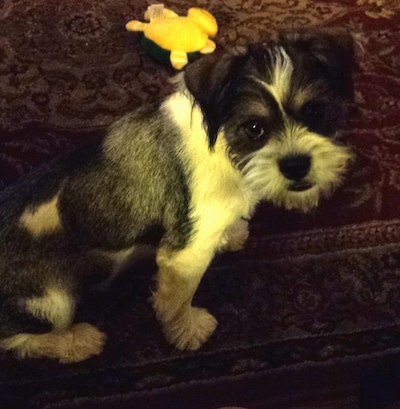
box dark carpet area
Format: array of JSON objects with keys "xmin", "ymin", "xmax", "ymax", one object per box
[{"xmin": 1, "ymin": 1, "xmax": 400, "ymax": 408}]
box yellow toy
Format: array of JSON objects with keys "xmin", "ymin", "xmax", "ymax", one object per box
[{"xmin": 126, "ymin": 4, "xmax": 218, "ymax": 70}]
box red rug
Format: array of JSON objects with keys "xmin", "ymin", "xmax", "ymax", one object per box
[{"xmin": 1, "ymin": 1, "xmax": 400, "ymax": 408}]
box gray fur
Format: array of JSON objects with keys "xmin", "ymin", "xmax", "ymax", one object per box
[{"xmin": 0, "ymin": 104, "xmax": 192, "ymax": 338}]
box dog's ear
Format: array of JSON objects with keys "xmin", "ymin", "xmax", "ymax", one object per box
[
  {"xmin": 184, "ymin": 48, "xmax": 248, "ymax": 147},
  {"xmin": 279, "ymin": 29, "xmax": 358, "ymax": 100}
]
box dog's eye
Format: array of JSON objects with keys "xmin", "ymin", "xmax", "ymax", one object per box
[
  {"xmin": 300, "ymin": 102, "xmax": 326, "ymax": 130},
  {"xmin": 244, "ymin": 121, "xmax": 265, "ymax": 140}
]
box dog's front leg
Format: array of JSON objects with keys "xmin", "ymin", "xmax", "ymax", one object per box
[
  {"xmin": 152, "ymin": 243, "xmax": 218, "ymax": 351},
  {"xmin": 218, "ymin": 218, "xmax": 249, "ymax": 252}
]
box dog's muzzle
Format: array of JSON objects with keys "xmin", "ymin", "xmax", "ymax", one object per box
[{"xmin": 278, "ymin": 154, "xmax": 314, "ymax": 192}]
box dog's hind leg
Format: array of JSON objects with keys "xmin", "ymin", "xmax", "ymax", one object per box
[
  {"xmin": 0, "ymin": 288, "xmax": 105, "ymax": 363},
  {"xmin": 1, "ymin": 323, "xmax": 105, "ymax": 363}
]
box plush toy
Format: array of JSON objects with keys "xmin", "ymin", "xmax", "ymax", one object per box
[{"xmin": 126, "ymin": 4, "xmax": 218, "ymax": 70}]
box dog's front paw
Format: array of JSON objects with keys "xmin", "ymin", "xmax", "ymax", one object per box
[
  {"xmin": 163, "ymin": 307, "xmax": 217, "ymax": 351},
  {"xmin": 219, "ymin": 219, "xmax": 249, "ymax": 252}
]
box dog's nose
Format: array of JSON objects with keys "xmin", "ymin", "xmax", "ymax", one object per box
[{"xmin": 278, "ymin": 154, "xmax": 311, "ymax": 181}]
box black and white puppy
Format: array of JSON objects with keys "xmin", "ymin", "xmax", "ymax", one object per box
[{"xmin": 0, "ymin": 30, "xmax": 357, "ymax": 363}]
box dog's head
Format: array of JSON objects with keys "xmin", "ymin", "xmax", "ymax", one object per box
[{"xmin": 184, "ymin": 29, "xmax": 358, "ymax": 211}]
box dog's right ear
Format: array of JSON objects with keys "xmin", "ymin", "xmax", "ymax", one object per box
[{"xmin": 184, "ymin": 48, "xmax": 248, "ymax": 148}]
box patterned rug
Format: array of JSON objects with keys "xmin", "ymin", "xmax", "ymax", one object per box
[{"xmin": 1, "ymin": 0, "xmax": 400, "ymax": 408}]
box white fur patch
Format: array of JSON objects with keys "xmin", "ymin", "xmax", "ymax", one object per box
[
  {"xmin": 162, "ymin": 91, "xmax": 257, "ymax": 228},
  {"xmin": 19, "ymin": 194, "xmax": 62, "ymax": 237},
  {"xmin": 261, "ymin": 47, "xmax": 294, "ymax": 109},
  {"xmin": 160, "ymin": 91, "xmax": 258, "ymax": 273},
  {"xmin": 25, "ymin": 288, "xmax": 74, "ymax": 332}
]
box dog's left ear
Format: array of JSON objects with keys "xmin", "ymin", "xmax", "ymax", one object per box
[
  {"xmin": 184, "ymin": 48, "xmax": 248, "ymax": 147},
  {"xmin": 279, "ymin": 29, "xmax": 359, "ymax": 100}
]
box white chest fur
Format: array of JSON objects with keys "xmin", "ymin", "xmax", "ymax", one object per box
[{"xmin": 162, "ymin": 92, "xmax": 256, "ymax": 234}]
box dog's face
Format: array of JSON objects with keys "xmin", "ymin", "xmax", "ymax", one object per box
[{"xmin": 184, "ymin": 30, "xmax": 357, "ymax": 211}]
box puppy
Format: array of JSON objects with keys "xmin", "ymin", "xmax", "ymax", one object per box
[{"xmin": 0, "ymin": 29, "xmax": 357, "ymax": 363}]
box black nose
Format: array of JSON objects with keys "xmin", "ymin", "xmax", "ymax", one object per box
[{"xmin": 278, "ymin": 154, "xmax": 311, "ymax": 181}]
